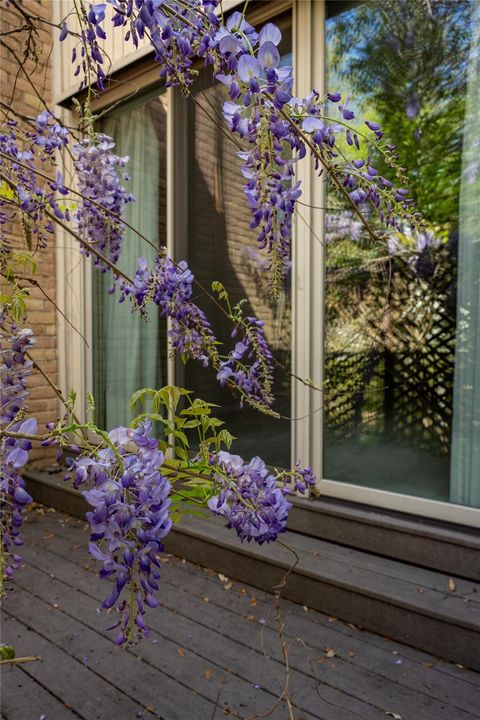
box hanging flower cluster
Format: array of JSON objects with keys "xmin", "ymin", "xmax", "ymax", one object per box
[
  {"xmin": 122, "ymin": 255, "xmax": 277, "ymax": 410},
  {"xmin": 108, "ymin": 0, "xmax": 220, "ymax": 88},
  {"xmin": 219, "ymin": 38, "xmax": 422, "ymax": 289},
  {"xmin": 217, "ymin": 315, "xmax": 274, "ymax": 408},
  {"xmin": 207, "ymin": 451, "xmax": 294, "ymax": 544},
  {"xmin": 60, "ymin": 2, "xmax": 107, "ymax": 90},
  {"xmin": 0, "ymin": 114, "xmax": 69, "ymax": 249},
  {"xmin": 122, "ymin": 255, "xmax": 217, "ymax": 367},
  {"xmin": 286, "ymin": 463, "xmax": 317, "ymax": 495},
  {"xmin": 69, "ymin": 421, "xmax": 171, "ymax": 645},
  {"xmin": 73, "ymin": 133, "xmax": 134, "ymax": 269},
  {"xmin": 1, "ymin": 417, "xmax": 36, "ymax": 588},
  {"xmin": 0, "ymin": 323, "xmax": 36, "ymax": 588},
  {"xmin": 0, "ymin": 325, "xmax": 35, "ymax": 424}
]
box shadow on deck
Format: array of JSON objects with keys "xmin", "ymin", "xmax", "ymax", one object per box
[{"xmin": 2, "ymin": 507, "xmax": 480, "ymax": 720}]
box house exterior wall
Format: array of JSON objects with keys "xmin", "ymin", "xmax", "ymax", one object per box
[{"xmin": 1, "ymin": 0, "xmax": 58, "ymax": 463}]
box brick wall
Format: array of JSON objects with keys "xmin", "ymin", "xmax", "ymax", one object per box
[{"xmin": 1, "ymin": 0, "xmax": 58, "ymax": 463}]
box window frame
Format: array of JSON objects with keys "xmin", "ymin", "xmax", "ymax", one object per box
[{"xmin": 54, "ymin": 0, "xmax": 480, "ymax": 527}]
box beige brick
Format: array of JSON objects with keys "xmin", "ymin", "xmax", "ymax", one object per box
[{"xmin": 1, "ymin": 0, "xmax": 59, "ymax": 464}]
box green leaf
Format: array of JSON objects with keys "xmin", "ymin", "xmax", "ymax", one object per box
[
  {"xmin": 130, "ymin": 387, "xmax": 155, "ymax": 410},
  {"xmin": 152, "ymin": 386, "xmax": 191, "ymax": 413},
  {"xmin": 218, "ymin": 429, "xmax": 235, "ymax": 449},
  {"xmin": 0, "ymin": 181, "xmax": 16, "ymax": 201},
  {"xmin": 0, "ymin": 646, "xmax": 15, "ymax": 660},
  {"xmin": 172, "ymin": 429, "xmax": 189, "ymax": 447},
  {"xmin": 182, "ymin": 419, "xmax": 201, "ymax": 429},
  {"xmin": 174, "ymin": 446, "xmax": 189, "ymax": 462},
  {"xmin": 211, "ymin": 280, "xmax": 229, "ymax": 302}
]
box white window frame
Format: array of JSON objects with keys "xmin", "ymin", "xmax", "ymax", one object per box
[{"xmin": 54, "ymin": 0, "xmax": 480, "ymax": 528}]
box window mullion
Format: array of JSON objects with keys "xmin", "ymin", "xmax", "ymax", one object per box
[{"xmin": 292, "ymin": 0, "xmax": 326, "ymax": 480}]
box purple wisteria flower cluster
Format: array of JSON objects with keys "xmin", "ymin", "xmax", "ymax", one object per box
[
  {"xmin": 73, "ymin": 133, "xmax": 134, "ymax": 269},
  {"xmin": 0, "ymin": 114, "xmax": 69, "ymax": 249},
  {"xmin": 69, "ymin": 421, "xmax": 171, "ymax": 645},
  {"xmin": 206, "ymin": 450, "xmax": 316, "ymax": 544},
  {"xmin": 123, "ymin": 256, "xmax": 276, "ymax": 409},
  {"xmin": 217, "ymin": 315, "xmax": 274, "ymax": 408},
  {"xmin": 123, "ymin": 255, "xmax": 217, "ymax": 367},
  {"xmin": 61, "ymin": 2, "xmax": 108, "ymax": 90},
  {"xmin": 0, "ymin": 325, "xmax": 35, "ymax": 425},
  {"xmin": 208, "ymin": 451, "xmax": 293, "ymax": 544},
  {"xmin": 108, "ymin": 0, "xmax": 220, "ymax": 88},
  {"xmin": 0, "ymin": 322, "xmax": 36, "ymax": 588}
]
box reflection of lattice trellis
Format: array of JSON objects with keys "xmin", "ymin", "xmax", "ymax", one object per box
[
  {"xmin": 325, "ymin": 350, "xmax": 385, "ymax": 438},
  {"xmin": 325, "ymin": 240, "xmax": 456, "ymax": 455}
]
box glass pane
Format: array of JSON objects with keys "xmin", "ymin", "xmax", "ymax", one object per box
[
  {"xmin": 183, "ymin": 17, "xmax": 292, "ymax": 467},
  {"xmin": 93, "ymin": 92, "xmax": 168, "ymax": 429},
  {"xmin": 324, "ymin": 0, "xmax": 480, "ymax": 507}
]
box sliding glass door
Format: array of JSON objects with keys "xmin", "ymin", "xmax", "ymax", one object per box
[{"xmin": 323, "ymin": 0, "xmax": 480, "ymax": 510}]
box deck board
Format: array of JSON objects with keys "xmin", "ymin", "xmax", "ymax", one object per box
[{"xmin": 2, "ymin": 508, "xmax": 480, "ymax": 720}]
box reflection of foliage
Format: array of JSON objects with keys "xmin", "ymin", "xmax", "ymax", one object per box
[
  {"xmin": 322, "ymin": 0, "xmax": 471, "ymax": 455},
  {"xmin": 327, "ymin": 0, "xmax": 472, "ymax": 227},
  {"xmin": 325, "ymin": 233, "xmax": 457, "ymax": 453}
]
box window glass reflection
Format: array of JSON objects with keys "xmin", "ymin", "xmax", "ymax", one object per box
[
  {"xmin": 184, "ymin": 19, "xmax": 292, "ymax": 467},
  {"xmin": 324, "ymin": 0, "xmax": 479, "ymax": 506}
]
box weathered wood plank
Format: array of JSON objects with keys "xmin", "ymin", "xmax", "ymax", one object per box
[
  {"xmin": 16, "ymin": 547, "xmax": 333, "ymax": 720},
  {"xmin": 169, "ymin": 515, "xmax": 480, "ymax": 626},
  {"xmin": 3, "ymin": 586, "xmax": 220, "ymax": 720},
  {"xmin": 2, "ymin": 664, "xmax": 81, "ymax": 720},
  {"xmin": 26, "ymin": 511, "xmax": 480, "ymax": 685},
  {"xmin": 1, "ymin": 615, "xmax": 150, "ymax": 720},
  {"xmin": 24, "ymin": 512, "xmax": 480, "ymax": 703},
  {"xmin": 11, "ymin": 558, "xmax": 315, "ymax": 720},
  {"xmin": 20, "ymin": 533, "xmax": 480, "ymax": 720}
]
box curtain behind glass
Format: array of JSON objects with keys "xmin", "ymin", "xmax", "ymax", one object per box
[
  {"xmin": 450, "ymin": 8, "xmax": 480, "ymax": 507},
  {"xmin": 93, "ymin": 96, "xmax": 167, "ymax": 429}
]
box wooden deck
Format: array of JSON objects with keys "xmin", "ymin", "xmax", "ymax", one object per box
[{"xmin": 2, "ymin": 508, "xmax": 480, "ymax": 720}]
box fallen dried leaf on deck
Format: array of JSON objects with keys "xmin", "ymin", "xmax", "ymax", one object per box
[
  {"xmin": 448, "ymin": 578, "xmax": 456, "ymax": 592},
  {"xmin": 205, "ymin": 669, "xmax": 213, "ymax": 680},
  {"xmin": 324, "ymin": 648, "xmax": 336, "ymax": 658},
  {"xmin": 218, "ymin": 573, "xmax": 229, "ymax": 582},
  {"xmin": 177, "ymin": 648, "xmax": 185, "ymax": 657},
  {"xmin": 303, "ymin": 606, "xmax": 309, "ymax": 612},
  {"xmin": 244, "ymin": 614, "xmax": 255, "ymax": 622},
  {"xmin": 203, "ymin": 596, "xmax": 209, "ymax": 603},
  {"xmin": 223, "ymin": 582, "xmax": 233, "ymax": 590},
  {"xmin": 249, "ymin": 597, "xmax": 257, "ymax": 607},
  {"xmin": 385, "ymin": 713, "xmax": 402, "ymax": 719}
]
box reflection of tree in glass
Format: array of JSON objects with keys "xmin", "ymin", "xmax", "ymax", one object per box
[
  {"xmin": 327, "ymin": 0, "xmax": 472, "ymax": 227},
  {"xmin": 322, "ymin": 0, "xmax": 471, "ymax": 456}
]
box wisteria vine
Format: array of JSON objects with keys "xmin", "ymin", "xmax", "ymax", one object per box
[
  {"xmin": 59, "ymin": 0, "xmax": 423, "ymax": 293},
  {"xmin": 0, "ymin": 0, "xmax": 426, "ymax": 649}
]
